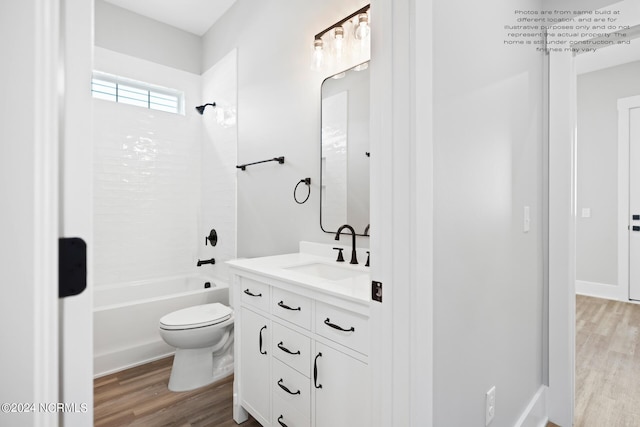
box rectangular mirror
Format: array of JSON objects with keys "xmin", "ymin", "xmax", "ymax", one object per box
[{"xmin": 320, "ymin": 62, "xmax": 370, "ymax": 236}]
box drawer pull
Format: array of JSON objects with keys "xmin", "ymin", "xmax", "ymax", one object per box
[
  {"xmin": 277, "ymin": 341, "xmax": 301, "ymax": 355},
  {"xmin": 324, "ymin": 317, "xmax": 355, "ymax": 333},
  {"xmin": 259, "ymin": 325, "xmax": 267, "ymax": 355},
  {"xmin": 277, "ymin": 379, "xmax": 301, "ymax": 395},
  {"xmin": 244, "ymin": 289, "xmax": 262, "ymax": 297},
  {"xmin": 278, "ymin": 300, "xmax": 301, "ymax": 311},
  {"xmin": 314, "ymin": 352, "xmax": 323, "ymax": 389},
  {"xmin": 277, "ymin": 415, "xmax": 288, "ymax": 427}
]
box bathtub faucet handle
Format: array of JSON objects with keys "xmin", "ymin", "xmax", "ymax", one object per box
[
  {"xmin": 197, "ymin": 258, "xmax": 216, "ymax": 267},
  {"xmin": 205, "ymin": 229, "xmax": 218, "ymax": 246}
]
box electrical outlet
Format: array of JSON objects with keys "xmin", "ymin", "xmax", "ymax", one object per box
[{"xmin": 485, "ymin": 386, "xmax": 496, "ymax": 426}]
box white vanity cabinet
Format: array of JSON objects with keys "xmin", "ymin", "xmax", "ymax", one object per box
[{"xmin": 229, "ymin": 261, "xmax": 370, "ymax": 427}]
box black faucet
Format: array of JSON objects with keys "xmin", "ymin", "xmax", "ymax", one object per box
[
  {"xmin": 335, "ymin": 224, "xmax": 358, "ymax": 265},
  {"xmin": 197, "ymin": 258, "xmax": 216, "ymax": 267}
]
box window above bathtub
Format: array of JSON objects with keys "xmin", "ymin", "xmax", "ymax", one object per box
[{"xmin": 91, "ymin": 71, "xmax": 185, "ymax": 115}]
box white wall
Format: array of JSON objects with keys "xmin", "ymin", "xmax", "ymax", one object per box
[
  {"xmin": 94, "ymin": 0, "xmax": 202, "ymax": 74},
  {"xmin": 92, "ymin": 47, "xmax": 202, "ymax": 286},
  {"xmin": 432, "ymin": 0, "xmax": 544, "ymax": 425},
  {"xmin": 202, "ymin": 0, "xmax": 370, "ymax": 258},
  {"xmin": 199, "ymin": 49, "xmax": 238, "ymax": 282},
  {"xmin": 576, "ymin": 60, "xmax": 640, "ymax": 291}
]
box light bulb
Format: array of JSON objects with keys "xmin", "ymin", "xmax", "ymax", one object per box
[
  {"xmin": 312, "ymin": 38, "xmax": 324, "ymax": 70},
  {"xmin": 334, "ymin": 26, "xmax": 344, "ymax": 57},
  {"xmin": 354, "ymin": 13, "xmax": 370, "ymax": 40}
]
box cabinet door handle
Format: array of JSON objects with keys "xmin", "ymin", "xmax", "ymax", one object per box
[
  {"xmin": 277, "ymin": 341, "xmax": 301, "ymax": 355},
  {"xmin": 314, "ymin": 352, "xmax": 323, "ymax": 389},
  {"xmin": 324, "ymin": 317, "xmax": 355, "ymax": 332},
  {"xmin": 244, "ymin": 289, "xmax": 262, "ymax": 297},
  {"xmin": 277, "ymin": 415, "xmax": 288, "ymax": 427},
  {"xmin": 259, "ymin": 325, "xmax": 267, "ymax": 355},
  {"xmin": 277, "ymin": 379, "xmax": 301, "ymax": 395},
  {"xmin": 278, "ymin": 300, "xmax": 301, "ymax": 311}
]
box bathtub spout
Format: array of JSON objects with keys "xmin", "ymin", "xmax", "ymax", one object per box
[{"xmin": 197, "ymin": 258, "xmax": 216, "ymax": 267}]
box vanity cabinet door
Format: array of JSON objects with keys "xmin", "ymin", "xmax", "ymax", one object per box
[
  {"xmin": 240, "ymin": 307, "xmax": 271, "ymax": 425},
  {"xmin": 313, "ymin": 342, "xmax": 370, "ymax": 427}
]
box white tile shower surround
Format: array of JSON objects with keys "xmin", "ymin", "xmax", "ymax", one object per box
[{"xmin": 93, "ymin": 47, "xmax": 238, "ymax": 287}]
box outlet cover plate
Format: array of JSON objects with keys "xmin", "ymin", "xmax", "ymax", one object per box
[{"xmin": 485, "ymin": 386, "xmax": 496, "ymax": 425}]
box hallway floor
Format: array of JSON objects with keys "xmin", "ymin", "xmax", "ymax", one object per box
[
  {"xmin": 575, "ymin": 295, "xmax": 640, "ymax": 426},
  {"xmin": 94, "ymin": 356, "xmax": 261, "ymax": 426}
]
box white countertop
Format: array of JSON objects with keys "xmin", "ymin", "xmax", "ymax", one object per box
[{"xmin": 226, "ymin": 252, "xmax": 371, "ymax": 305}]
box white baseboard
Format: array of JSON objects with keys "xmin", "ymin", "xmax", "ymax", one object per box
[
  {"xmin": 94, "ymin": 339, "xmax": 174, "ymax": 378},
  {"xmin": 515, "ymin": 385, "xmax": 548, "ymax": 427},
  {"xmin": 575, "ymin": 280, "xmax": 625, "ymax": 301}
]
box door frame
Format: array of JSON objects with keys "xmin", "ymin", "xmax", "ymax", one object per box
[
  {"xmin": 547, "ymin": 46, "xmax": 577, "ymax": 427},
  {"xmin": 58, "ymin": 0, "xmax": 94, "ymax": 424},
  {"xmin": 618, "ymin": 95, "xmax": 640, "ymax": 302},
  {"xmin": 370, "ymin": 0, "xmax": 434, "ymax": 426}
]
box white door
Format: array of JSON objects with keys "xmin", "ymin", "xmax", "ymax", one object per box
[{"xmin": 628, "ymin": 106, "xmax": 640, "ymax": 300}]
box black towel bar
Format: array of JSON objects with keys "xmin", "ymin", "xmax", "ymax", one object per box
[{"xmin": 236, "ymin": 156, "xmax": 285, "ymax": 171}]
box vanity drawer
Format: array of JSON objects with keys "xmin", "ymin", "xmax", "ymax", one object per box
[
  {"xmin": 315, "ymin": 302, "xmax": 369, "ymax": 355},
  {"xmin": 272, "ymin": 288, "xmax": 311, "ymax": 330},
  {"xmin": 240, "ymin": 277, "xmax": 270, "ymax": 312},
  {"xmin": 273, "ymin": 395, "xmax": 310, "ymax": 427},
  {"xmin": 272, "ymin": 322, "xmax": 311, "ymax": 377},
  {"xmin": 272, "ymin": 358, "xmax": 310, "ymax": 419}
]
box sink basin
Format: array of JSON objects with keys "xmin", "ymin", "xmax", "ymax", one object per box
[{"xmin": 285, "ymin": 262, "xmax": 367, "ymax": 281}]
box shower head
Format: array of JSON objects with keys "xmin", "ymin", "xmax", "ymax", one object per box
[{"xmin": 195, "ymin": 102, "xmax": 216, "ymax": 115}]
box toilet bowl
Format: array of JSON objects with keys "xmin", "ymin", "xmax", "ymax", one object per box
[{"xmin": 159, "ymin": 302, "xmax": 234, "ymax": 392}]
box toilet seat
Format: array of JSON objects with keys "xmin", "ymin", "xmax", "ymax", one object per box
[{"xmin": 159, "ymin": 303, "xmax": 232, "ymax": 330}]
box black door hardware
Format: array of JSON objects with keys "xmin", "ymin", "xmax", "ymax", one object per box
[
  {"xmin": 277, "ymin": 341, "xmax": 301, "ymax": 355},
  {"xmin": 244, "ymin": 289, "xmax": 262, "ymax": 297},
  {"xmin": 277, "ymin": 379, "xmax": 301, "ymax": 395},
  {"xmin": 278, "ymin": 301, "xmax": 301, "ymax": 311},
  {"xmin": 277, "ymin": 415, "xmax": 288, "ymax": 427},
  {"xmin": 314, "ymin": 352, "xmax": 323, "ymax": 389},
  {"xmin": 324, "ymin": 318, "xmax": 355, "ymax": 332},
  {"xmin": 59, "ymin": 237, "xmax": 87, "ymax": 298},
  {"xmin": 259, "ymin": 326, "xmax": 267, "ymax": 355},
  {"xmin": 372, "ymin": 281, "xmax": 382, "ymax": 302}
]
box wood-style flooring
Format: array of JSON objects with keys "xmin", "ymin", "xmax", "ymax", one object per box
[
  {"xmin": 94, "ymin": 356, "xmax": 261, "ymax": 427},
  {"xmin": 95, "ymin": 295, "xmax": 640, "ymax": 427},
  {"xmin": 574, "ymin": 295, "xmax": 640, "ymax": 426}
]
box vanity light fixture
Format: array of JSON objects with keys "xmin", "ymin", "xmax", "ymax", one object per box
[{"xmin": 312, "ymin": 4, "xmax": 370, "ymax": 71}]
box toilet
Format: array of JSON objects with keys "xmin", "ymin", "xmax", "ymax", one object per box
[{"xmin": 159, "ymin": 303, "xmax": 234, "ymax": 392}]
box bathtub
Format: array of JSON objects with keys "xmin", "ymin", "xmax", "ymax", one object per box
[{"xmin": 93, "ymin": 275, "xmax": 229, "ymax": 377}]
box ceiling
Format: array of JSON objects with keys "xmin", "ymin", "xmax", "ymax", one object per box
[{"xmin": 103, "ymin": 0, "xmax": 237, "ymax": 36}]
